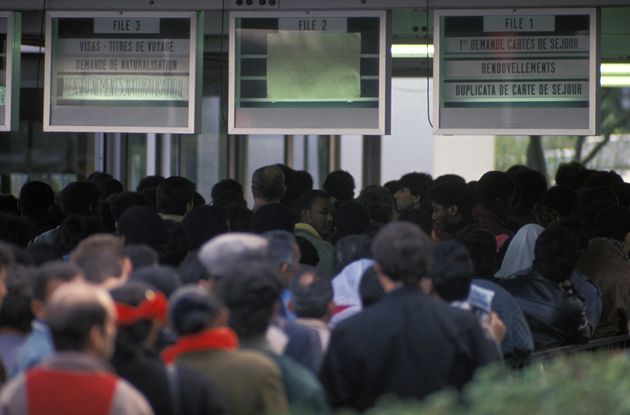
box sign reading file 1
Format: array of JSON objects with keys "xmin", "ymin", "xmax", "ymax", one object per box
[
  {"xmin": 44, "ymin": 11, "xmax": 202, "ymax": 133},
  {"xmin": 434, "ymin": 9, "xmax": 598, "ymax": 135}
]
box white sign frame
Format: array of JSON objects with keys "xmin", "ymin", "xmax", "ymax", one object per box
[
  {"xmin": 0, "ymin": 12, "xmax": 20, "ymax": 132},
  {"xmin": 433, "ymin": 8, "xmax": 599, "ymax": 136},
  {"xmin": 229, "ymin": 10, "xmax": 391, "ymax": 135},
  {"xmin": 44, "ymin": 11, "xmax": 201, "ymax": 133}
]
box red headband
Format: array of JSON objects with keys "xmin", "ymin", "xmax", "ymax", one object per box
[{"xmin": 115, "ymin": 291, "xmax": 168, "ymax": 325}]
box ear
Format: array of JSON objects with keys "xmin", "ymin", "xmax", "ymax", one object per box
[
  {"xmin": 87, "ymin": 325, "xmax": 106, "ymax": 355},
  {"xmin": 121, "ymin": 257, "xmax": 133, "ymax": 282},
  {"xmin": 446, "ymin": 205, "xmax": 459, "ymax": 217},
  {"xmin": 214, "ymin": 308, "xmax": 230, "ymax": 327},
  {"xmin": 299, "ymin": 208, "xmax": 310, "ymax": 223},
  {"xmin": 374, "ymin": 262, "xmax": 398, "ymax": 293}
]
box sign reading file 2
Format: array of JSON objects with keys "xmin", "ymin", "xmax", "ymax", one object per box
[
  {"xmin": 44, "ymin": 12, "xmax": 201, "ymax": 133},
  {"xmin": 434, "ymin": 9, "xmax": 598, "ymax": 135},
  {"xmin": 229, "ymin": 11, "xmax": 391, "ymax": 135}
]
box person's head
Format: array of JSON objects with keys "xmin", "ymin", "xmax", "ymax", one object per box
[
  {"xmin": 456, "ymin": 230, "xmax": 497, "ymax": 278},
  {"xmin": 429, "ymin": 241, "xmax": 474, "ymax": 302},
  {"xmin": 555, "ymin": 162, "xmax": 589, "ymax": 190},
  {"xmin": 211, "ymin": 179, "xmax": 245, "ymax": 207},
  {"xmin": 584, "ymin": 170, "xmax": 624, "ymax": 188},
  {"xmin": 31, "ymin": 261, "xmax": 85, "ymax": 319},
  {"xmin": 533, "ymin": 186, "xmax": 577, "ymax": 227},
  {"xmin": 169, "ymin": 285, "xmax": 225, "ymax": 336},
  {"xmin": 0, "ymin": 214, "xmax": 32, "ymax": 248},
  {"xmin": 70, "ymin": 234, "xmax": 132, "ymax": 289},
  {"xmin": 58, "ymin": 181, "xmax": 100, "ymax": 217},
  {"xmin": 183, "ymin": 205, "xmax": 229, "ymax": 251},
  {"xmin": 295, "ymin": 170, "xmax": 314, "ymax": 194},
  {"xmin": 198, "ymin": 233, "xmax": 269, "ymax": 281},
  {"xmin": 428, "ymin": 179, "xmax": 474, "ymax": 231},
  {"xmin": 136, "ymin": 175, "xmax": 164, "ymax": 208},
  {"xmin": 357, "ymin": 185, "xmax": 395, "ymax": 224},
  {"xmin": 250, "ymin": 203, "xmax": 295, "ymax": 234},
  {"xmin": 219, "ymin": 260, "xmax": 283, "ymax": 340},
  {"xmin": 110, "ymin": 281, "xmax": 168, "ymax": 354},
  {"xmin": 0, "ymin": 243, "xmax": 15, "ymax": 304},
  {"xmin": 290, "ymin": 271, "xmax": 333, "ymax": 320},
  {"xmin": 0, "ymin": 265, "xmax": 34, "ymax": 334},
  {"xmin": 251, "ymin": 165, "xmax": 286, "ymax": 205},
  {"xmin": 124, "ymin": 244, "xmax": 159, "ymax": 270},
  {"xmin": 156, "ymin": 176, "xmax": 196, "ymax": 216},
  {"xmin": 264, "ymin": 231, "xmax": 300, "ymax": 285},
  {"xmin": 18, "ymin": 181, "xmax": 54, "ymax": 216},
  {"xmin": 117, "ymin": 206, "xmax": 165, "ymax": 250},
  {"xmin": 333, "ymin": 234, "xmax": 372, "ymax": 274},
  {"xmin": 476, "ymin": 171, "xmax": 516, "ymax": 219},
  {"xmin": 533, "ymin": 225, "xmax": 580, "ymax": 283},
  {"xmin": 394, "ymin": 172, "xmax": 433, "ymax": 211},
  {"xmin": 323, "ymin": 170, "xmax": 356, "ymax": 202},
  {"xmin": 587, "ymin": 205, "xmax": 630, "ymax": 242},
  {"xmin": 334, "ymin": 201, "xmax": 370, "ymax": 241},
  {"xmin": 46, "ymin": 282, "xmax": 117, "ymax": 358},
  {"xmin": 178, "ymin": 252, "xmax": 209, "ymax": 285},
  {"xmin": 398, "ymin": 207, "xmax": 432, "ymax": 235},
  {"xmin": 371, "ymin": 222, "xmax": 433, "ymax": 289},
  {"xmin": 296, "ymin": 190, "xmax": 334, "ymax": 238},
  {"xmin": 511, "ymin": 168, "xmax": 548, "ymax": 213},
  {"xmin": 106, "ymin": 191, "xmax": 151, "ymax": 226},
  {"xmin": 95, "ymin": 177, "xmax": 123, "ymax": 202},
  {"xmin": 131, "ymin": 266, "xmax": 181, "ymax": 298},
  {"xmin": 359, "ymin": 266, "xmax": 385, "ymax": 308}
]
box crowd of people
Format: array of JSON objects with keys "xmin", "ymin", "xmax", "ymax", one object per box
[{"xmin": 0, "ymin": 161, "xmax": 627, "ymax": 413}]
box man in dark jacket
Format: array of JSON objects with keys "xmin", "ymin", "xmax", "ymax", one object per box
[
  {"xmin": 500, "ymin": 226, "xmax": 590, "ymax": 350},
  {"xmin": 320, "ymin": 222, "xmax": 497, "ymax": 411}
]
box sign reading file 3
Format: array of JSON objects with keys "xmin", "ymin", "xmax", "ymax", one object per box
[
  {"xmin": 434, "ymin": 9, "xmax": 598, "ymax": 135},
  {"xmin": 44, "ymin": 11, "xmax": 202, "ymax": 133},
  {"xmin": 229, "ymin": 11, "xmax": 391, "ymax": 135},
  {"xmin": 0, "ymin": 13, "xmax": 21, "ymax": 132}
]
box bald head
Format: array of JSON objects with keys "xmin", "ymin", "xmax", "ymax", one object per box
[
  {"xmin": 46, "ymin": 282, "xmax": 116, "ymax": 358},
  {"xmin": 252, "ymin": 165, "xmax": 286, "ymax": 204},
  {"xmin": 198, "ymin": 233, "xmax": 269, "ymax": 279}
]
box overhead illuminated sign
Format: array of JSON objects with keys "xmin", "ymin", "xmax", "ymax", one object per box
[
  {"xmin": 44, "ymin": 11, "xmax": 202, "ymax": 133},
  {"xmin": 0, "ymin": 12, "xmax": 21, "ymax": 132},
  {"xmin": 434, "ymin": 9, "xmax": 598, "ymax": 135},
  {"xmin": 229, "ymin": 10, "xmax": 391, "ymax": 135}
]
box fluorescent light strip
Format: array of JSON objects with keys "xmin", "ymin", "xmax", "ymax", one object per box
[{"xmin": 391, "ymin": 44, "xmax": 434, "ymax": 58}]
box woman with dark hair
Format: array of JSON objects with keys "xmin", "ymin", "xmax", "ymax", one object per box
[{"xmin": 110, "ymin": 282, "xmax": 223, "ymax": 415}]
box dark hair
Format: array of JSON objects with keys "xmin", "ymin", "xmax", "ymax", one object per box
[
  {"xmin": 220, "ymin": 260, "xmax": 282, "ymax": 339},
  {"xmin": 211, "ymin": 179, "xmax": 244, "ymax": 205},
  {"xmin": 613, "ymin": 183, "xmax": 630, "ymax": 209},
  {"xmin": 0, "ymin": 214, "xmax": 31, "ymax": 248},
  {"xmin": 117, "ymin": 206, "xmax": 165, "ymax": 250},
  {"xmin": 70, "ymin": 234, "xmax": 126, "ymax": 284},
  {"xmin": 158, "ymin": 221, "xmax": 190, "ymax": 267},
  {"xmin": 296, "ymin": 236, "xmax": 319, "ymax": 267},
  {"xmin": 533, "ymin": 225, "xmax": 580, "ymax": 283},
  {"xmin": 124, "ymin": 244, "xmax": 158, "ymax": 270},
  {"xmin": 398, "ymin": 172, "xmax": 433, "ymax": 199},
  {"xmin": 323, "ymin": 170, "xmax": 355, "ymax": 201},
  {"xmin": 334, "ymin": 201, "xmax": 370, "ymax": 241},
  {"xmin": 87, "ymin": 172, "xmax": 112, "ymax": 185},
  {"xmin": 33, "ymin": 261, "xmax": 83, "ymax": 303},
  {"xmin": 511, "ymin": 168, "xmax": 548, "ymax": 210},
  {"xmin": 398, "ymin": 208, "xmax": 432, "ymax": 235},
  {"xmin": 224, "ymin": 203, "xmax": 252, "ymax": 232},
  {"xmin": 58, "ymin": 182, "xmax": 100, "ymax": 216},
  {"xmin": 371, "ymin": 222, "xmax": 432, "ymax": 284},
  {"xmin": 136, "ymin": 175, "xmax": 164, "ymax": 208},
  {"xmin": 333, "ymin": 235, "xmax": 371, "ymax": 274},
  {"xmin": 0, "ymin": 195, "xmax": 18, "ymax": 215},
  {"xmin": 430, "ymin": 241, "xmax": 474, "ymax": 302},
  {"xmin": 169, "ymin": 285, "xmax": 223, "ymax": 336},
  {"xmin": 96, "ymin": 177, "xmax": 123, "ymax": 201},
  {"xmin": 156, "ymin": 176, "xmax": 196, "ymax": 216},
  {"xmin": 359, "ymin": 266, "xmax": 385, "ymax": 308},
  {"xmin": 290, "ymin": 272, "xmax": 333, "ymax": 319},
  {"xmin": 19, "ymin": 181, "xmax": 54, "ymax": 216},
  {"xmin": 538, "ymin": 186, "xmax": 577, "ymax": 217},
  {"xmin": 295, "ymin": 170, "xmax": 314, "ymax": 193},
  {"xmin": 476, "ymin": 171, "xmax": 515, "ymax": 208},
  {"xmin": 47, "ymin": 286, "xmax": 109, "ymax": 351},
  {"xmin": 106, "ymin": 191, "xmax": 151, "ymax": 223},
  {"xmin": 456, "ymin": 230, "xmax": 497, "ymax": 278},
  {"xmin": 178, "ymin": 251, "xmax": 208, "ymax": 285},
  {"xmin": 434, "ymin": 174, "xmax": 466, "ymax": 185},
  {"xmin": 251, "ymin": 203, "xmax": 295, "ymax": 234},
  {"xmin": 57, "ymin": 215, "xmax": 106, "ymax": 255},
  {"xmin": 583, "ymin": 170, "xmax": 624, "ymax": 188},
  {"xmin": 588, "ymin": 205, "xmax": 630, "ymax": 242},
  {"xmin": 296, "ymin": 190, "xmax": 332, "ymax": 214},
  {"xmin": 251, "ymin": 165, "xmax": 286, "ymax": 202},
  {"xmin": 357, "ymin": 185, "xmax": 395, "ymax": 224},
  {"xmin": 183, "ymin": 205, "xmax": 229, "ymax": 250},
  {"xmin": 131, "ymin": 266, "xmax": 181, "ymax": 297},
  {"xmin": 0, "ymin": 265, "xmax": 34, "ymax": 333},
  {"xmin": 383, "ymin": 180, "xmax": 402, "ymax": 197},
  {"xmin": 555, "ymin": 162, "xmax": 588, "ymax": 190},
  {"xmin": 428, "ymin": 180, "xmax": 474, "ymax": 217}
]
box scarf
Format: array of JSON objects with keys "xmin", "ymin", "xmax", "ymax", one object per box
[{"xmin": 161, "ymin": 327, "xmax": 239, "ymax": 363}]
